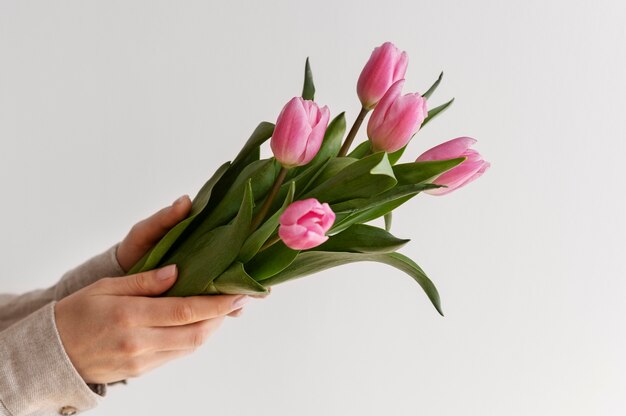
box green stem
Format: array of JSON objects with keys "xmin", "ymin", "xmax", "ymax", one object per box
[
  {"xmin": 250, "ymin": 166, "xmax": 288, "ymax": 231},
  {"xmin": 338, "ymin": 106, "xmax": 369, "ymax": 157}
]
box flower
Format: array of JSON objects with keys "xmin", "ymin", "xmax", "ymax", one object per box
[
  {"xmin": 270, "ymin": 97, "xmax": 330, "ymax": 168},
  {"xmin": 367, "ymin": 80, "xmax": 428, "ymax": 153},
  {"xmin": 278, "ymin": 199, "xmax": 336, "ymax": 250},
  {"xmin": 357, "ymin": 42, "xmax": 408, "ymax": 110},
  {"xmin": 416, "ymin": 137, "xmax": 490, "ymax": 195}
]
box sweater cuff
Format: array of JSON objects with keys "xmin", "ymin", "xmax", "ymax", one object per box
[
  {"xmin": 0, "ymin": 303, "xmax": 100, "ymax": 416},
  {"xmin": 58, "ymin": 243, "xmax": 126, "ymax": 298}
]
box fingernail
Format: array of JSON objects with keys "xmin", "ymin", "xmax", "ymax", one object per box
[
  {"xmin": 232, "ymin": 295, "xmax": 250, "ymax": 308},
  {"xmin": 173, "ymin": 195, "xmax": 188, "ymax": 206},
  {"xmin": 156, "ymin": 264, "xmax": 177, "ymax": 280}
]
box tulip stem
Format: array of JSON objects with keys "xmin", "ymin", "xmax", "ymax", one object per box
[
  {"xmin": 250, "ymin": 166, "xmax": 288, "ymax": 231},
  {"xmin": 338, "ymin": 106, "xmax": 369, "ymax": 157}
]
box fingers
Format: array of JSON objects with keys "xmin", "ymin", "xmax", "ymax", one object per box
[
  {"xmin": 134, "ymin": 294, "xmax": 250, "ymax": 327},
  {"xmin": 146, "ymin": 317, "xmax": 226, "ymax": 352},
  {"xmin": 117, "ymin": 195, "xmax": 192, "ymax": 272},
  {"xmin": 94, "ymin": 264, "xmax": 178, "ymax": 296}
]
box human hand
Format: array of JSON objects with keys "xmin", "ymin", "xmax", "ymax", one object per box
[
  {"xmin": 116, "ymin": 195, "xmax": 193, "ymax": 273},
  {"xmin": 55, "ymin": 264, "xmax": 250, "ymax": 384}
]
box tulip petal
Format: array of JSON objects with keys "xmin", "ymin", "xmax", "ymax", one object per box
[{"xmin": 416, "ymin": 137, "xmax": 477, "ymax": 162}]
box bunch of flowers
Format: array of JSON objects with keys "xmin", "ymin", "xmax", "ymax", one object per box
[{"xmin": 128, "ymin": 42, "xmax": 489, "ymax": 315}]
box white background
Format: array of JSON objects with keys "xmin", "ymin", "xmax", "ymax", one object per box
[{"xmin": 1, "ymin": 1, "xmax": 625, "ymax": 415}]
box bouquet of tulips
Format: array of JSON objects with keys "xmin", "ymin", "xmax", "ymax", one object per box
[{"xmin": 128, "ymin": 42, "xmax": 489, "ymax": 315}]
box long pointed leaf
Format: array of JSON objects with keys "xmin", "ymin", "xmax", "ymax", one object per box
[
  {"xmin": 206, "ymin": 262, "xmax": 268, "ymax": 295},
  {"xmin": 129, "ymin": 162, "xmax": 231, "ymax": 274},
  {"xmin": 422, "ymin": 98, "xmax": 454, "ymax": 128},
  {"xmin": 164, "ymin": 181, "xmax": 255, "ymax": 296},
  {"xmin": 239, "ymin": 181, "xmax": 296, "ymax": 263},
  {"xmin": 261, "ymin": 251, "xmax": 443, "ymax": 315},
  {"xmin": 301, "ymin": 57, "xmax": 315, "ymax": 100},
  {"xmin": 422, "ymin": 71, "xmax": 443, "ymax": 99}
]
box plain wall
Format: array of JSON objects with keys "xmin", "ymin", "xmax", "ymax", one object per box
[{"xmin": 1, "ymin": 1, "xmax": 625, "ymax": 415}]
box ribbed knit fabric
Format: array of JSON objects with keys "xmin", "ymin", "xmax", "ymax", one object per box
[{"xmin": 0, "ymin": 244, "xmax": 126, "ymax": 416}]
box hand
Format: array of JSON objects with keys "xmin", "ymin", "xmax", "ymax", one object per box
[
  {"xmin": 116, "ymin": 195, "xmax": 193, "ymax": 273},
  {"xmin": 55, "ymin": 264, "xmax": 250, "ymax": 384}
]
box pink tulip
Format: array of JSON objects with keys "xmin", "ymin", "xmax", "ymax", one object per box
[
  {"xmin": 270, "ymin": 97, "xmax": 330, "ymax": 168},
  {"xmin": 357, "ymin": 42, "xmax": 409, "ymax": 110},
  {"xmin": 416, "ymin": 137, "xmax": 490, "ymax": 196},
  {"xmin": 367, "ymin": 80, "xmax": 428, "ymax": 153},
  {"xmin": 278, "ymin": 198, "xmax": 336, "ymax": 250}
]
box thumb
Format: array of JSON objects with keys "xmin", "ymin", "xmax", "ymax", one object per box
[{"xmin": 99, "ymin": 264, "xmax": 178, "ymax": 296}]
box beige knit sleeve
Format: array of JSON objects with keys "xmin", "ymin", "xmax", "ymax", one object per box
[
  {"xmin": 0, "ymin": 302, "xmax": 102, "ymax": 416},
  {"xmin": 0, "ymin": 244, "xmax": 126, "ymax": 331}
]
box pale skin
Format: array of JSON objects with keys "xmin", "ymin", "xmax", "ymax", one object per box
[{"xmin": 55, "ymin": 195, "xmax": 263, "ymax": 384}]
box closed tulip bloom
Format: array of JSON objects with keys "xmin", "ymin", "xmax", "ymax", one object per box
[
  {"xmin": 416, "ymin": 137, "xmax": 490, "ymax": 196},
  {"xmin": 270, "ymin": 97, "xmax": 330, "ymax": 168},
  {"xmin": 278, "ymin": 199, "xmax": 336, "ymax": 250},
  {"xmin": 357, "ymin": 42, "xmax": 409, "ymax": 110},
  {"xmin": 367, "ymin": 80, "xmax": 428, "ymax": 153}
]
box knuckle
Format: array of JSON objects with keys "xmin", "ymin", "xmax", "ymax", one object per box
[
  {"xmin": 173, "ymin": 302, "xmax": 195, "ymax": 324},
  {"xmin": 126, "ymin": 359, "xmax": 144, "ymax": 378},
  {"xmin": 118, "ymin": 336, "xmax": 142, "ymax": 356},
  {"xmin": 130, "ymin": 273, "xmax": 149, "ymax": 293}
]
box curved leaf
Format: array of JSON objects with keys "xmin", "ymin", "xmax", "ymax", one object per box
[
  {"xmin": 422, "ymin": 71, "xmax": 443, "ymax": 99},
  {"xmin": 304, "ymin": 152, "xmax": 397, "ymax": 204},
  {"xmin": 129, "ymin": 162, "xmax": 231, "ymax": 274},
  {"xmin": 394, "ymin": 158, "xmax": 465, "ymax": 186},
  {"xmin": 422, "ymin": 98, "xmax": 454, "ymax": 128},
  {"xmin": 206, "ymin": 262, "xmax": 268, "ymax": 295},
  {"xmin": 261, "ymin": 251, "xmax": 443, "ymax": 315},
  {"xmin": 239, "ymin": 181, "xmax": 296, "ymax": 263},
  {"xmin": 314, "ymin": 224, "xmax": 409, "ymax": 253},
  {"xmin": 347, "ymin": 141, "xmax": 371, "ymax": 159},
  {"xmin": 164, "ymin": 181, "xmax": 255, "ymax": 297},
  {"xmin": 246, "ymin": 241, "xmax": 299, "ymax": 281},
  {"xmin": 329, "ymin": 183, "xmax": 442, "ymax": 234}
]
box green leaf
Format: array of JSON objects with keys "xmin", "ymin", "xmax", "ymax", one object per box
[
  {"xmin": 205, "ymin": 262, "xmax": 269, "ymax": 295},
  {"xmin": 304, "ymin": 152, "xmax": 397, "ymax": 204},
  {"xmin": 239, "ymin": 181, "xmax": 295, "ymax": 263},
  {"xmin": 246, "ymin": 242, "xmax": 299, "ymax": 281},
  {"xmin": 128, "ymin": 162, "xmax": 231, "ymax": 274},
  {"xmin": 422, "ymin": 71, "xmax": 443, "ymax": 99},
  {"xmin": 261, "ymin": 251, "xmax": 443, "ymax": 315},
  {"xmin": 314, "ymin": 224, "xmax": 409, "ymax": 253},
  {"xmin": 306, "ymin": 157, "xmax": 357, "ymax": 191},
  {"xmin": 201, "ymin": 123, "xmax": 275, "ymax": 219},
  {"xmin": 384, "ymin": 212, "xmax": 392, "ymax": 231},
  {"xmin": 347, "ymin": 141, "xmax": 371, "ymax": 159},
  {"xmin": 422, "ymin": 98, "xmax": 454, "ymax": 128},
  {"xmin": 200, "ymin": 159, "xmax": 277, "ymax": 231},
  {"xmin": 394, "ymin": 158, "xmax": 465, "ymax": 186},
  {"xmin": 231, "ymin": 122, "xmax": 275, "ymax": 168},
  {"xmin": 305, "ymin": 112, "xmax": 346, "ymax": 168},
  {"xmin": 164, "ymin": 181, "xmax": 255, "ymax": 297},
  {"xmin": 329, "ymin": 183, "xmax": 442, "ymax": 234},
  {"xmin": 388, "ymin": 146, "xmax": 406, "ymax": 165},
  {"xmin": 301, "ymin": 57, "xmax": 315, "ymax": 100}
]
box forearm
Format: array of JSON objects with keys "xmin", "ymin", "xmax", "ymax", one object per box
[
  {"xmin": 0, "ymin": 244, "xmax": 125, "ymax": 331},
  {"xmin": 0, "ymin": 302, "xmax": 102, "ymax": 416}
]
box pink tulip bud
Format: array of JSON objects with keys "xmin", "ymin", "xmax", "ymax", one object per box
[
  {"xmin": 367, "ymin": 80, "xmax": 428, "ymax": 153},
  {"xmin": 357, "ymin": 42, "xmax": 409, "ymax": 110},
  {"xmin": 278, "ymin": 198, "xmax": 336, "ymax": 250},
  {"xmin": 416, "ymin": 137, "xmax": 490, "ymax": 196},
  {"xmin": 270, "ymin": 97, "xmax": 330, "ymax": 168}
]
